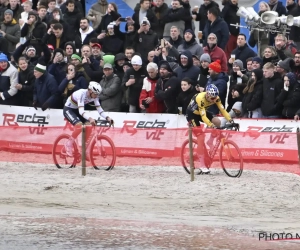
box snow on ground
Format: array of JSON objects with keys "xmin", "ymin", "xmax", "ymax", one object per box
[{"xmin": 0, "ymin": 163, "xmax": 300, "ymax": 249}]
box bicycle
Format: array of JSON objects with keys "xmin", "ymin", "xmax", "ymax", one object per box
[
  {"xmin": 52, "ymin": 120, "xmax": 116, "ymax": 171},
  {"xmin": 180, "ymin": 123, "xmax": 243, "ymax": 177}
]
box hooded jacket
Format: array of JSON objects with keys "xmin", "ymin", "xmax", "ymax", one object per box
[
  {"xmin": 203, "ymin": 16, "xmax": 229, "ymax": 50},
  {"xmin": 155, "ymin": 71, "xmax": 181, "ymax": 114},
  {"xmin": 74, "ymin": 26, "xmax": 98, "ymax": 48},
  {"xmin": 206, "ymin": 72, "xmax": 229, "ymax": 115},
  {"xmin": 230, "ymin": 44, "xmax": 257, "ymax": 69},
  {"xmin": 177, "ymin": 36, "xmax": 203, "ymax": 59},
  {"xmin": 95, "ymin": 10, "xmax": 121, "ymax": 34},
  {"xmin": 276, "ymin": 73, "xmax": 300, "ymax": 118},
  {"xmin": 0, "ymin": 18, "xmax": 20, "ymax": 53},
  {"xmin": 175, "ymin": 50, "xmax": 200, "ymax": 85}
]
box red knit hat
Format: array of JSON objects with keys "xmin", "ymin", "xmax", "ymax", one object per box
[{"xmin": 209, "ymin": 59, "xmax": 221, "ymax": 73}]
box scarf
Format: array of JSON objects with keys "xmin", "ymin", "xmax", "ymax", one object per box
[{"xmin": 268, "ymin": 0, "xmax": 278, "ymax": 11}]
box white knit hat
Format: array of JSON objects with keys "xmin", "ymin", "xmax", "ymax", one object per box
[
  {"xmin": 107, "ymin": 22, "xmax": 114, "ymax": 29},
  {"xmin": 140, "ymin": 17, "xmax": 150, "ymax": 27},
  {"xmin": 131, "ymin": 55, "xmax": 142, "ymax": 65}
]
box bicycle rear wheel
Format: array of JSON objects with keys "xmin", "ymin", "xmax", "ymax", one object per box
[
  {"xmin": 90, "ymin": 135, "xmax": 116, "ymax": 171},
  {"xmin": 180, "ymin": 139, "xmax": 207, "ymax": 175},
  {"xmin": 219, "ymin": 140, "xmax": 243, "ymax": 177},
  {"xmin": 52, "ymin": 134, "xmax": 79, "ymax": 169}
]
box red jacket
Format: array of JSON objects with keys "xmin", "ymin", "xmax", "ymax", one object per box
[
  {"xmin": 203, "ymin": 45, "xmax": 228, "ymax": 73},
  {"xmin": 139, "ymin": 77, "xmax": 165, "ymax": 113}
]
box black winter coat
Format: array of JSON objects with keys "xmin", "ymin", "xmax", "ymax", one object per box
[
  {"xmin": 98, "ymin": 34, "xmax": 124, "ymax": 55},
  {"xmin": 177, "ymin": 85, "xmax": 198, "ymax": 115},
  {"xmin": 261, "ymin": 74, "xmax": 283, "ymax": 116},
  {"xmin": 63, "ymin": 9, "xmax": 83, "ymax": 40},
  {"xmin": 95, "ymin": 11, "xmax": 121, "ymax": 34},
  {"xmin": 221, "ymin": 1, "xmax": 240, "ymax": 36},
  {"xmin": 122, "ymin": 66, "xmax": 148, "ymax": 107},
  {"xmin": 276, "ymin": 83, "xmax": 300, "ymax": 118},
  {"xmin": 193, "ymin": 1, "xmax": 220, "ymax": 32},
  {"xmin": 242, "ymin": 79, "xmax": 263, "ymax": 113},
  {"xmin": 155, "ymin": 73, "xmax": 181, "ymax": 114},
  {"xmin": 135, "ymin": 30, "xmax": 159, "ymax": 62},
  {"xmin": 17, "ymin": 64, "xmax": 35, "ymax": 106}
]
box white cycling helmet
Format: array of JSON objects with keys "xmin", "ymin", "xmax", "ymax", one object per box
[
  {"xmin": 88, "ymin": 81, "xmax": 102, "ymax": 94},
  {"xmin": 206, "ymin": 84, "xmax": 219, "ymax": 98}
]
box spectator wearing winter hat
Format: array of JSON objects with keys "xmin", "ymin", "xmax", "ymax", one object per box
[
  {"xmin": 175, "ymin": 50, "xmax": 200, "ymax": 85},
  {"xmin": 139, "ymin": 62, "xmax": 165, "ymax": 113},
  {"xmin": 12, "ymin": 39, "xmax": 51, "ymax": 66},
  {"xmin": 122, "ymin": 55, "xmax": 148, "ymax": 113},
  {"xmin": 155, "ymin": 60, "xmax": 181, "ymax": 114},
  {"xmin": 277, "ymin": 72, "xmax": 300, "ymax": 119},
  {"xmin": 135, "ymin": 17, "xmax": 159, "ymax": 63},
  {"xmin": 260, "ymin": 62, "xmax": 283, "ymax": 118},
  {"xmin": 176, "ymin": 29, "xmax": 203, "ymax": 59},
  {"xmin": 114, "ymin": 53, "xmax": 128, "ymax": 80},
  {"xmin": 6, "ymin": 0, "xmax": 23, "ymax": 22},
  {"xmin": 252, "ymin": 57, "xmax": 263, "ymax": 70},
  {"xmin": 206, "ymin": 59, "xmax": 229, "ymax": 115},
  {"xmin": 64, "ymin": 42, "xmax": 76, "ymax": 62},
  {"xmin": 20, "ymin": 10, "xmax": 46, "ymax": 56},
  {"xmin": 291, "ymin": 52, "xmax": 300, "ymax": 80},
  {"xmin": 0, "ymin": 9, "xmax": 20, "ymax": 55},
  {"xmin": 0, "ymin": 53, "xmax": 19, "ymax": 106},
  {"xmin": 203, "ymin": 33, "xmax": 228, "ymax": 73},
  {"xmin": 229, "ymin": 34, "xmax": 256, "ymax": 69},
  {"xmin": 242, "ymin": 68, "xmax": 264, "ymax": 118},
  {"xmin": 197, "ymin": 53, "xmax": 211, "ymax": 89},
  {"xmin": 91, "ymin": 43, "xmax": 103, "ymax": 62},
  {"xmin": 227, "ymin": 59, "xmax": 248, "ymax": 112},
  {"xmin": 48, "ymin": 48, "xmax": 67, "ymax": 85},
  {"xmin": 97, "ymin": 22, "xmax": 124, "ymax": 55},
  {"xmin": 192, "ymin": 55, "xmax": 201, "ymax": 67},
  {"xmin": 202, "ymin": 6, "xmax": 229, "ymax": 50},
  {"xmin": 162, "ymin": 0, "xmax": 186, "ymax": 37},
  {"xmin": 276, "ymin": 58, "xmax": 293, "ymax": 78},
  {"xmin": 33, "ymin": 61, "xmax": 59, "ymax": 110}
]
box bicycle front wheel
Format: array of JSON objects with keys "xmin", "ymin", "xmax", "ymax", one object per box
[
  {"xmin": 90, "ymin": 135, "xmax": 116, "ymax": 171},
  {"xmin": 52, "ymin": 134, "xmax": 79, "ymax": 169},
  {"xmin": 180, "ymin": 138, "xmax": 204, "ymax": 175},
  {"xmin": 219, "ymin": 140, "xmax": 243, "ymax": 178}
]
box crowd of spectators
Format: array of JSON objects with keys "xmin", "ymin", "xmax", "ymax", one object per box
[{"xmin": 0, "ymin": 0, "xmax": 300, "ymax": 120}]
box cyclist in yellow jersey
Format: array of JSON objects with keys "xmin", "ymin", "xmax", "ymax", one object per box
[{"xmin": 186, "ymin": 84, "xmax": 233, "ymax": 173}]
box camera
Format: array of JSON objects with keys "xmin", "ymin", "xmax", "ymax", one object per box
[
  {"xmin": 142, "ymin": 21, "xmax": 147, "ymax": 25},
  {"xmin": 142, "ymin": 100, "xmax": 149, "ymax": 108},
  {"xmin": 119, "ymin": 17, "xmax": 127, "ymax": 22}
]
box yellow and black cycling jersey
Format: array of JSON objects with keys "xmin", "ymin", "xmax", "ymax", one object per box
[{"xmin": 187, "ymin": 92, "xmax": 231, "ymax": 127}]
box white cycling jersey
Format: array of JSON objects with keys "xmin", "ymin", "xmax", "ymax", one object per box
[{"xmin": 65, "ymin": 89, "xmax": 108, "ymax": 120}]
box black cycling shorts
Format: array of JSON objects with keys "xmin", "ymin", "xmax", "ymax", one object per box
[
  {"xmin": 186, "ymin": 111, "xmax": 214, "ymax": 127},
  {"xmin": 63, "ymin": 106, "xmax": 88, "ymax": 125}
]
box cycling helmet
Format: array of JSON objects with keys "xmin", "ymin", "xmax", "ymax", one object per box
[
  {"xmin": 206, "ymin": 84, "xmax": 219, "ymax": 97},
  {"xmin": 88, "ymin": 81, "xmax": 102, "ymax": 94}
]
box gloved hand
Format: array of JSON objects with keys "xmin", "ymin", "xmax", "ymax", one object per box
[
  {"xmin": 41, "ymin": 102, "xmax": 49, "ymax": 111},
  {"xmin": 32, "ymin": 101, "xmax": 38, "ymax": 110},
  {"xmin": 229, "ymin": 119, "xmax": 234, "ymax": 124}
]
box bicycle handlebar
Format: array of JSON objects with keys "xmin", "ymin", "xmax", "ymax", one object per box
[
  {"xmin": 218, "ymin": 123, "xmax": 239, "ymax": 131},
  {"xmin": 95, "ymin": 119, "xmax": 114, "ymax": 130}
]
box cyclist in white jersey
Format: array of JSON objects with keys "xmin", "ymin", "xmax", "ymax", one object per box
[{"xmin": 63, "ymin": 81, "xmax": 113, "ymax": 156}]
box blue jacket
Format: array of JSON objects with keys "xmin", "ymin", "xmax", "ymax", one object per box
[
  {"xmin": 206, "ymin": 72, "xmax": 229, "ymax": 114},
  {"xmin": 203, "ymin": 17, "xmax": 229, "ymax": 50},
  {"xmin": 175, "ymin": 50, "xmax": 200, "ymax": 85},
  {"xmin": 48, "ymin": 62, "xmax": 68, "ymax": 85},
  {"xmin": 231, "ymin": 44, "xmax": 257, "ymax": 69},
  {"xmin": 33, "ymin": 71, "xmax": 59, "ymax": 108}
]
